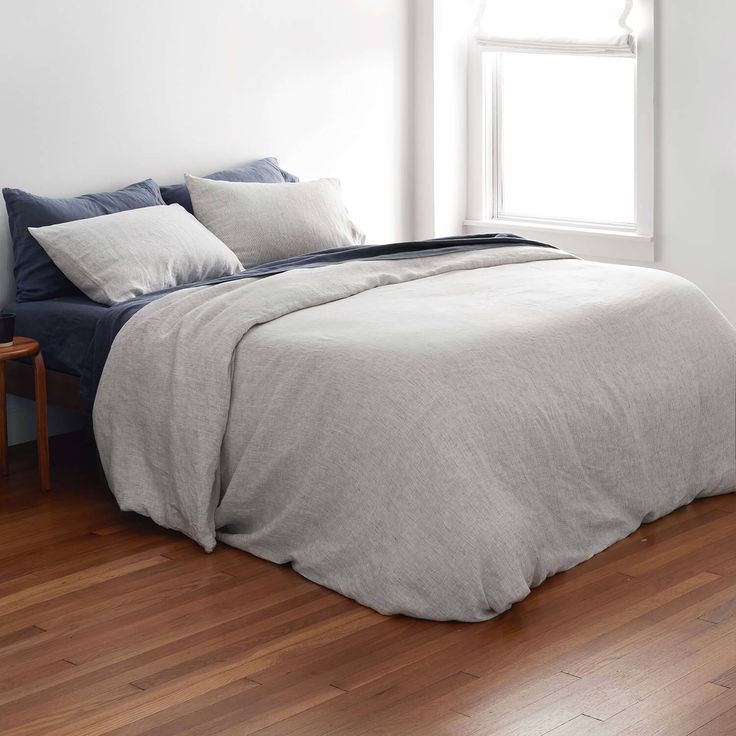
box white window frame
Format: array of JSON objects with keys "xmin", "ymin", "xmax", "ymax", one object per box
[{"xmin": 465, "ymin": 0, "xmax": 655, "ymax": 262}]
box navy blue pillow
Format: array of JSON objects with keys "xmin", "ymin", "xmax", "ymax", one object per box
[
  {"xmin": 3, "ymin": 179, "xmax": 165, "ymax": 302},
  {"xmin": 279, "ymin": 166, "xmax": 300, "ymax": 183},
  {"xmin": 160, "ymin": 157, "xmax": 299, "ymax": 214}
]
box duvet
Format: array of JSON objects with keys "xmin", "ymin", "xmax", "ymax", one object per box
[{"xmin": 94, "ymin": 242, "xmax": 736, "ymax": 621}]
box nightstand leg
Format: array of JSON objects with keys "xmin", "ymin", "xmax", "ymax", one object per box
[
  {"xmin": 0, "ymin": 362, "xmax": 7, "ymax": 476},
  {"xmin": 33, "ymin": 354, "xmax": 50, "ymax": 491}
]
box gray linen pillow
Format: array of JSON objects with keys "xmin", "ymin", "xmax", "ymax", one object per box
[
  {"xmin": 185, "ymin": 175, "xmax": 365, "ymax": 268},
  {"xmin": 29, "ymin": 204, "xmax": 242, "ymax": 305}
]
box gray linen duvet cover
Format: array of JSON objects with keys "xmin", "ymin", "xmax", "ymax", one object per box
[{"xmin": 94, "ymin": 246, "xmax": 736, "ymax": 621}]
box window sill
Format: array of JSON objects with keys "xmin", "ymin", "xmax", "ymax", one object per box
[{"xmin": 463, "ymin": 219, "xmax": 654, "ymax": 263}]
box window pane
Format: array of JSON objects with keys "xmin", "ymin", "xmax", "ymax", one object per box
[{"xmin": 498, "ymin": 53, "xmax": 635, "ymax": 225}]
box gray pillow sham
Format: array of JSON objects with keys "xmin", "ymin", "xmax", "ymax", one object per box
[
  {"xmin": 29, "ymin": 204, "xmax": 243, "ymax": 306},
  {"xmin": 185, "ymin": 175, "xmax": 365, "ymax": 269}
]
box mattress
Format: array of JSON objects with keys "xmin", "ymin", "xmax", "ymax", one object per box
[{"xmin": 8, "ymin": 295, "xmax": 109, "ymax": 377}]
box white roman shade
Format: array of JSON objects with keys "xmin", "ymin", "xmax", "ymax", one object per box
[{"xmin": 475, "ymin": 0, "xmax": 636, "ymax": 57}]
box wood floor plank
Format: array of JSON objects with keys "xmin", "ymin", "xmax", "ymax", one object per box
[
  {"xmin": 0, "ymin": 433, "xmax": 735, "ymax": 736},
  {"xmin": 127, "ymin": 598, "xmax": 366, "ymax": 691},
  {"xmin": 688, "ymin": 704, "xmax": 736, "ymax": 736},
  {"xmin": 711, "ymin": 662, "xmax": 736, "ymax": 689},
  {"xmin": 592, "ymin": 680, "xmax": 736, "ymax": 736},
  {"xmin": 699, "ymin": 597, "xmax": 736, "ymax": 625},
  {"xmin": 619, "ymin": 513, "xmax": 736, "ymax": 578},
  {"xmin": 707, "ymin": 553, "xmax": 736, "ymax": 576},
  {"xmin": 0, "ymin": 657, "xmax": 77, "ymax": 693},
  {"xmin": 327, "ymin": 671, "xmax": 479, "ymax": 736},
  {"xmin": 461, "ymin": 590, "xmax": 736, "ymax": 735},
  {"xmin": 0, "ymin": 581, "xmax": 328, "ymax": 717},
  {"xmin": 96, "ymin": 679, "xmax": 262, "ymax": 736},
  {"xmin": 249, "ymin": 646, "xmax": 482, "ymax": 736},
  {"xmin": 0, "ymin": 553, "xmax": 172, "ymax": 617}
]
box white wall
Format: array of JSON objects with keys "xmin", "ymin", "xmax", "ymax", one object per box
[
  {"xmin": 413, "ymin": 0, "xmax": 476, "ymax": 240},
  {"xmin": 656, "ymin": 0, "xmax": 736, "ymax": 323},
  {"xmin": 0, "ymin": 0, "xmax": 414, "ymax": 307}
]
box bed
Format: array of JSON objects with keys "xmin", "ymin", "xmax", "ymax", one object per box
[
  {"xmin": 88, "ymin": 237, "xmax": 736, "ymax": 622},
  {"xmin": 5, "ymin": 171, "xmax": 734, "ymax": 622}
]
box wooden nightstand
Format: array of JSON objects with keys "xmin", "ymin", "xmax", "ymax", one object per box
[{"xmin": 0, "ymin": 338, "xmax": 50, "ymax": 491}]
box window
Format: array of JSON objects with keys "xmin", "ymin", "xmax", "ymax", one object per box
[
  {"xmin": 467, "ymin": 0, "xmax": 654, "ymax": 261},
  {"xmin": 493, "ymin": 52, "xmax": 635, "ymax": 226}
]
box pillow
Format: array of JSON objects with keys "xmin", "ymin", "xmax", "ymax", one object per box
[
  {"xmin": 186, "ymin": 175, "xmax": 365, "ymax": 269},
  {"xmin": 160, "ymin": 157, "xmax": 298, "ymax": 214},
  {"xmin": 28, "ymin": 204, "xmax": 242, "ymax": 306},
  {"xmin": 279, "ymin": 167, "xmax": 300, "ymax": 184},
  {"xmin": 3, "ymin": 179, "xmax": 165, "ymax": 302}
]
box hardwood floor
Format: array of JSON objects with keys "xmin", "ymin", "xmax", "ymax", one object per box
[{"xmin": 1, "ymin": 432, "xmax": 735, "ymax": 736}]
